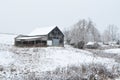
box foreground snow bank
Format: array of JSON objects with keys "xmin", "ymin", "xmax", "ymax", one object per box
[
  {"xmin": 8, "ymin": 45, "xmax": 117, "ymax": 72},
  {"xmin": 0, "ymin": 45, "xmax": 119, "ymax": 79},
  {"xmin": 0, "ymin": 51, "xmax": 14, "ymax": 66}
]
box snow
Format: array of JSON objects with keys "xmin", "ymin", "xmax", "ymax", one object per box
[
  {"xmin": 86, "ymin": 42, "xmax": 96, "ymax": 45},
  {"xmin": 0, "ymin": 34, "xmax": 119, "ymax": 79},
  {"xmin": 16, "ymin": 36, "xmax": 40, "ymax": 40},
  {"xmin": 0, "ymin": 34, "xmax": 17, "ymax": 45},
  {"xmin": 104, "ymin": 48, "xmax": 120, "ymax": 55},
  {"xmin": 28, "ymin": 26, "xmax": 60, "ymax": 36},
  {"xmin": 0, "ymin": 51, "xmax": 14, "ymax": 66},
  {"xmin": 0, "ymin": 45, "xmax": 117, "ymax": 73},
  {"xmin": 116, "ymin": 78, "xmax": 120, "ymax": 80},
  {"xmin": 16, "ymin": 35, "xmax": 47, "ymax": 40}
]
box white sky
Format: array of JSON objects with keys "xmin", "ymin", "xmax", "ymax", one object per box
[{"xmin": 0, "ymin": 0, "xmax": 120, "ymax": 34}]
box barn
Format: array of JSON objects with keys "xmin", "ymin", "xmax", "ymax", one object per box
[{"xmin": 15, "ymin": 26, "xmax": 64, "ymax": 47}]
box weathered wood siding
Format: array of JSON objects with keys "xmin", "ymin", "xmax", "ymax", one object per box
[
  {"xmin": 48, "ymin": 27, "xmax": 64, "ymax": 46},
  {"xmin": 14, "ymin": 35, "xmax": 48, "ymax": 47},
  {"xmin": 15, "ymin": 40, "xmax": 47, "ymax": 47}
]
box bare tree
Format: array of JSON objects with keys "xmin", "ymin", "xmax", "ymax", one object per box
[
  {"xmin": 102, "ymin": 30, "xmax": 111, "ymax": 43},
  {"xmin": 63, "ymin": 28, "xmax": 71, "ymax": 44},
  {"xmin": 108, "ymin": 25, "xmax": 118, "ymax": 41},
  {"xmin": 102, "ymin": 25, "xmax": 118, "ymax": 42},
  {"xmin": 70, "ymin": 19, "xmax": 88, "ymax": 45},
  {"xmin": 87, "ymin": 19, "xmax": 101, "ymax": 42}
]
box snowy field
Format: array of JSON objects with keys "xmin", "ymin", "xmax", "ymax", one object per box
[
  {"xmin": 104, "ymin": 48, "xmax": 120, "ymax": 55},
  {"xmin": 0, "ymin": 34, "xmax": 120, "ymax": 80},
  {"xmin": 0, "ymin": 34, "xmax": 17, "ymax": 45}
]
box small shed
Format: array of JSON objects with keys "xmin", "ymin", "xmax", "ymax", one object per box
[
  {"xmin": 85, "ymin": 42, "xmax": 99, "ymax": 49},
  {"xmin": 15, "ymin": 26, "xmax": 64, "ymax": 47}
]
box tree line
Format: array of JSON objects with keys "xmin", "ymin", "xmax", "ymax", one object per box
[{"xmin": 64, "ymin": 19, "xmax": 119, "ymax": 48}]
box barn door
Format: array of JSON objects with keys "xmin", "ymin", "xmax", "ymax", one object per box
[{"xmin": 52, "ymin": 39, "xmax": 59, "ymax": 46}]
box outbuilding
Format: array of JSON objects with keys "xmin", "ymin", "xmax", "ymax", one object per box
[{"xmin": 85, "ymin": 42, "xmax": 99, "ymax": 49}]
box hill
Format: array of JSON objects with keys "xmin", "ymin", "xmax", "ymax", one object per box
[{"xmin": 0, "ymin": 33, "xmax": 119, "ymax": 80}]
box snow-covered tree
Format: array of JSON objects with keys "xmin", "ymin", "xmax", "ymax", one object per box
[
  {"xmin": 64, "ymin": 19, "xmax": 101, "ymax": 48},
  {"xmin": 102, "ymin": 25, "xmax": 119, "ymax": 42},
  {"xmin": 87, "ymin": 19, "xmax": 101, "ymax": 42},
  {"xmin": 63, "ymin": 28, "xmax": 71, "ymax": 44}
]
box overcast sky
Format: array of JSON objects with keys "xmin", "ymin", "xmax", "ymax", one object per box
[{"xmin": 0, "ymin": 0, "xmax": 120, "ymax": 34}]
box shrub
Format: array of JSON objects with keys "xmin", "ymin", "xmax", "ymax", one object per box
[
  {"xmin": 77, "ymin": 41, "xmax": 85, "ymax": 49},
  {"xmin": 0, "ymin": 65, "xmax": 4, "ymax": 71}
]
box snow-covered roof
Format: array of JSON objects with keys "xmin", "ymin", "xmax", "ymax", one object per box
[
  {"xmin": 17, "ymin": 36, "xmax": 40, "ymax": 40},
  {"xmin": 15, "ymin": 26, "xmax": 63, "ymax": 40},
  {"xmin": 16, "ymin": 35, "xmax": 47, "ymax": 41},
  {"xmin": 28, "ymin": 26, "xmax": 57, "ymax": 36},
  {"xmin": 86, "ymin": 42, "xmax": 96, "ymax": 45}
]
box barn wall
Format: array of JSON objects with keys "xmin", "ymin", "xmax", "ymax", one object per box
[
  {"xmin": 15, "ymin": 39, "xmax": 47, "ymax": 47},
  {"xmin": 48, "ymin": 27, "xmax": 64, "ymax": 46}
]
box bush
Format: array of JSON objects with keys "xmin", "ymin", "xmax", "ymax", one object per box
[
  {"xmin": 0, "ymin": 65, "xmax": 4, "ymax": 71},
  {"xmin": 77, "ymin": 41, "xmax": 85, "ymax": 49},
  {"xmin": 117, "ymin": 40, "xmax": 120, "ymax": 45}
]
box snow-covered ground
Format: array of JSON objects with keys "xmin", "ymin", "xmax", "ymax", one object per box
[
  {"xmin": 0, "ymin": 34, "xmax": 17, "ymax": 45},
  {"xmin": 0, "ymin": 51, "xmax": 14, "ymax": 66},
  {"xmin": 104, "ymin": 48, "xmax": 120, "ymax": 55},
  {"xmin": 0, "ymin": 34, "xmax": 120, "ymax": 79},
  {"xmin": 11, "ymin": 46, "xmax": 118, "ymax": 72},
  {"xmin": 0, "ymin": 45, "xmax": 117, "ymax": 72},
  {"xmin": 0, "ymin": 45, "xmax": 119, "ymax": 79}
]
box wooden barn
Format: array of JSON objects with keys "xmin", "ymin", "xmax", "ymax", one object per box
[{"xmin": 15, "ymin": 26, "xmax": 64, "ymax": 47}]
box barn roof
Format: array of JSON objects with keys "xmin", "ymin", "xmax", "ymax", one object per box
[
  {"xmin": 86, "ymin": 42, "xmax": 97, "ymax": 45},
  {"xmin": 28, "ymin": 26, "xmax": 62, "ymax": 36},
  {"xmin": 15, "ymin": 26, "xmax": 64, "ymax": 41},
  {"xmin": 16, "ymin": 35, "xmax": 47, "ymax": 41}
]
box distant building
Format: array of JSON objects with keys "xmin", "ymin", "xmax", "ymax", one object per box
[
  {"xmin": 15, "ymin": 26, "xmax": 64, "ymax": 47},
  {"xmin": 85, "ymin": 42, "xmax": 99, "ymax": 49}
]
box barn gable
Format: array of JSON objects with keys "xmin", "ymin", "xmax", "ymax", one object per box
[
  {"xmin": 48, "ymin": 27, "xmax": 64, "ymax": 46},
  {"xmin": 48, "ymin": 27, "xmax": 64, "ymax": 37}
]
